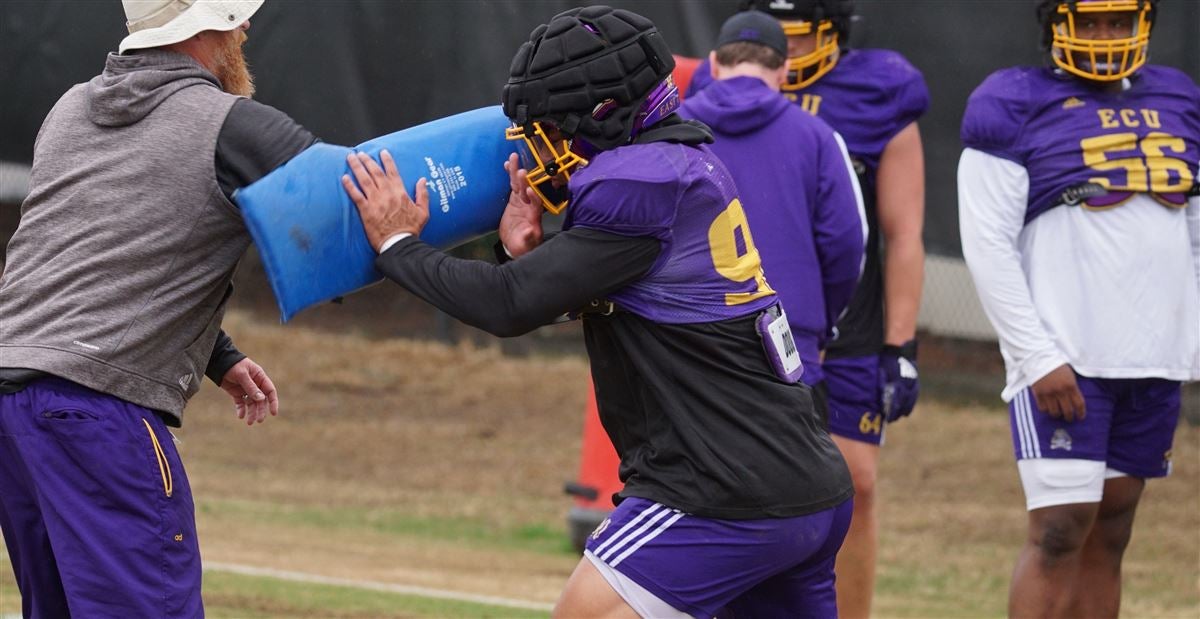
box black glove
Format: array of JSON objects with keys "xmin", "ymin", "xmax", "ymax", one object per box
[{"xmin": 879, "ymin": 340, "xmax": 919, "ymax": 423}]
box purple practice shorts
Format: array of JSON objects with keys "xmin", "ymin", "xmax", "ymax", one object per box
[
  {"xmin": 824, "ymin": 354, "xmax": 884, "ymax": 446},
  {"xmin": 0, "ymin": 377, "xmax": 202, "ymax": 618},
  {"xmin": 1009, "ymin": 375, "xmax": 1182, "ymax": 478},
  {"xmin": 584, "ymin": 496, "xmax": 853, "ymax": 619}
]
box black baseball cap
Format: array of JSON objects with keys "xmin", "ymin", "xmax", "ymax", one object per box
[{"xmin": 715, "ymin": 10, "xmax": 788, "ymax": 58}]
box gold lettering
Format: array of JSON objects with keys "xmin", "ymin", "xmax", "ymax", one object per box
[
  {"xmin": 1119, "ymin": 109, "xmax": 1140, "ymax": 128},
  {"xmin": 1097, "ymin": 109, "xmax": 1119, "ymax": 129},
  {"xmin": 1143, "ymin": 132, "xmax": 1195, "ymax": 192},
  {"xmin": 1141, "ymin": 109, "xmax": 1161, "ymax": 128},
  {"xmin": 801, "ymin": 94, "xmax": 823, "ymax": 116},
  {"xmin": 1081, "ymin": 133, "xmax": 1146, "ymax": 190},
  {"xmin": 708, "ymin": 199, "xmax": 774, "ymax": 306}
]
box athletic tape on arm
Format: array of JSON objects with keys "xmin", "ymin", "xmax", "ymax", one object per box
[{"xmin": 235, "ymin": 106, "xmax": 521, "ymax": 322}]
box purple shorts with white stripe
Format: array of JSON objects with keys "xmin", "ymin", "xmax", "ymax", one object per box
[
  {"xmin": 1009, "ymin": 375, "xmax": 1181, "ymax": 478},
  {"xmin": 584, "ymin": 496, "xmax": 853, "ymax": 619}
]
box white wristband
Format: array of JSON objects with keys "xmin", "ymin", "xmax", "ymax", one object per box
[{"xmin": 379, "ymin": 233, "xmax": 412, "ymax": 254}]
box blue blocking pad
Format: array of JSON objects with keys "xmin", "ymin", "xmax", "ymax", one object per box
[{"xmin": 236, "ymin": 106, "xmax": 521, "ymax": 322}]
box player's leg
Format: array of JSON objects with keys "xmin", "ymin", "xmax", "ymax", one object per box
[
  {"xmin": 828, "ymin": 435, "xmax": 878, "ymax": 618},
  {"xmin": 822, "ymin": 355, "xmax": 883, "ymax": 619},
  {"xmin": 555, "ymin": 554, "xmax": 678, "ymax": 619},
  {"xmin": 1006, "ymin": 379, "xmax": 1114, "ymax": 618},
  {"xmin": 1066, "ymin": 474, "xmax": 1143, "ymax": 619},
  {"xmin": 556, "ymin": 498, "xmax": 697, "ymax": 619},
  {"xmin": 1069, "ymin": 378, "xmax": 1181, "ymax": 618},
  {"xmin": 718, "ymin": 499, "xmax": 853, "ymax": 619},
  {"xmin": 11, "ymin": 378, "xmax": 203, "ymax": 618},
  {"xmin": 1009, "ymin": 498, "xmax": 1098, "ymax": 618}
]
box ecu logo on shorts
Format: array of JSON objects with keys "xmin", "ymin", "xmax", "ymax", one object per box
[{"xmin": 590, "ymin": 517, "xmax": 611, "ymax": 541}]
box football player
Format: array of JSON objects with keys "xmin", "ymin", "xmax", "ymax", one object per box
[
  {"xmin": 958, "ymin": 1, "xmax": 1199, "ymax": 617},
  {"xmin": 344, "ymin": 6, "xmax": 855, "ymax": 617},
  {"xmin": 678, "ymin": 10, "xmax": 867, "ymax": 425},
  {"xmin": 689, "ymin": 2, "xmax": 929, "ymax": 616}
]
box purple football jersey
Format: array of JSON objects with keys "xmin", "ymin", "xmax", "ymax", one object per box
[
  {"xmin": 689, "ymin": 49, "xmax": 930, "ymax": 178},
  {"xmin": 565, "ymin": 140, "xmax": 778, "ymax": 324},
  {"xmin": 962, "ymin": 65, "xmax": 1200, "ymax": 223},
  {"xmin": 679, "ymin": 77, "xmax": 865, "ymax": 385}
]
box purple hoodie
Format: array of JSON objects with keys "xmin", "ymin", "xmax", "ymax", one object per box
[{"xmin": 680, "ymin": 76, "xmax": 865, "ymax": 385}]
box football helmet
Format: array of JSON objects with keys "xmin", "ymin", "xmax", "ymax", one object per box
[
  {"xmin": 1038, "ymin": 0, "xmax": 1156, "ymax": 82},
  {"xmin": 502, "ymin": 6, "xmax": 677, "ymax": 213},
  {"xmin": 740, "ymin": 0, "xmax": 854, "ymax": 90}
]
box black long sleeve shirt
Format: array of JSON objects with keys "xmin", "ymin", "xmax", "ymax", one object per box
[
  {"xmin": 376, "ymin": 228, "xmax": 661, "ymax": 336},
  {"xmin": 205, "ymin": 99, "xmax": 317, "ymax": 383}
]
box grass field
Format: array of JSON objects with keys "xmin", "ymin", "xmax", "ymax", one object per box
[{"xmin": 1, "ymin": 311, "xmax": 1196, "ymax": 617}]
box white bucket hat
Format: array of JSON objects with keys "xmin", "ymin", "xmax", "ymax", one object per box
[{"xmin": 119, "ymin": 0, "xmax": 265, "ymax": 54}]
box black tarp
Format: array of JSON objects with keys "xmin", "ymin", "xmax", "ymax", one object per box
[{"xmin": 2, "ymin": 0, "xmax": 1198, "ymax": 256}]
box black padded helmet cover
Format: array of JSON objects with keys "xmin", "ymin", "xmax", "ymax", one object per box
[{"xmin": 502, "ymin": 6, "xmax": 676, "ymax": 152}]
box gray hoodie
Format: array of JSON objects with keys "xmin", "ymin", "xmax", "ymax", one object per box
[{"xmin": 0, "ymin": 50, "xmax": 248, "ymax": 424}]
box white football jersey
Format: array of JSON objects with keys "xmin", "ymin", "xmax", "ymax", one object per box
[{"xmin": 958, "ymin": 148, "xmax": 1200, "ymax": 401}]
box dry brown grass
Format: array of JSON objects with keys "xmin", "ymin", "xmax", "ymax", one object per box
[
  {"xmin": 186, "ymin": 312, "xmax": 590, "ymax": 519},
  {"xmin": 876, "ymin": 391, "xmax": 1199, "ymax": 617},
  {"xmin": 181, "ymin": 312, "xmax": 590, "ymax": 603},
  {"xmin": 192, "ymin": 311, "xmax": 1198, "ymax": 616},
  {"xmin": 1, "ymin": 309, "xmax": 1196, "ymax": 616}
]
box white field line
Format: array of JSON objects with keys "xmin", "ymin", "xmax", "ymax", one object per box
[{"xmin": 204, "ymin": 561, "xmax": 555, "ymax": 613}]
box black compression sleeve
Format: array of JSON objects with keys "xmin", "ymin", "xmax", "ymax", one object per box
[
  {"xmin": 205, "ymin": 329, "xmax": 246, "ymax": 385},
  {"xmin": 215, "ymin": 99, "xmax": 318, "ymax": 200},
  {"xmin": 375, "ymin": 228, "xmax": 661, "ymax": 337}
]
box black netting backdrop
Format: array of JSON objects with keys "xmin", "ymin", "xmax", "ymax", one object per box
[
  {"xmin": 2, "ymin": 0, "xmax": 1197, "ymax": 258},
  {"xmin": 2, "ymin": 1, "xmax": 1199, "ymax": 412}
]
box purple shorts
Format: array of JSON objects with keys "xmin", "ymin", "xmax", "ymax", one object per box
[
  {"xmin": 0, "ymin": 377, "xmax": 202, "ymax": 618},
  {"xmin": 584, "ymin": 497, "xmax": 853, "ymax": 619},
  {"xmin": 824, "ymin": 355, "xmax": 884, "ymax": 446},
  {"xmin": 1009, "ymin": 375, "xmax": 1181, "ymax": 478}
]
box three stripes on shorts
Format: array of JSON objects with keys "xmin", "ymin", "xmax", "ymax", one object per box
[{"xmin": 593, "ymin": 502, "xmax": 685, "ymax": 567}]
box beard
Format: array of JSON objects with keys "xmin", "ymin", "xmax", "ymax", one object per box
[{"xmin": 212, "ymin": 29, "xmax": 255, "ymax": 97}]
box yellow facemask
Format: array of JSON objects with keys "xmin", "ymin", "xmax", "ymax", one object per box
[
  {"xmin": 1050, "ymin": 0, "xmax": 1152, "ymax": 82},
  {"xmin": 505, "ymin": 122, "xmax": 589, "ymax": 215},
  {"xmin": 779, "ymin": 19, "xmax": 840, "ymax": 91}
]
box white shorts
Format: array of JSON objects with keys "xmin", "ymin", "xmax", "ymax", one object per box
[{"xmin": 1017, "ymin": 458, "xmax": 1130, "ymax": 511}]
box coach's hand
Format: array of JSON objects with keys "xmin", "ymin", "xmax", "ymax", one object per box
[
  {"xmin": 343, "ymin": 150, "xmax": 429, "ymax": 252},
  {"xmin": 499, "ymin": 153, "xmax": 543, "ymax": 258},
  {"xmin": 220, "ymin": 357, "xmax": 279, "ymax": 425},
  {"xmin": 1032, "ymin": 364, "xmax": 1086, "ymax": 422}
]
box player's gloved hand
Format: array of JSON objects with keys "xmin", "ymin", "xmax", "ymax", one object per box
[{"xmin": 879, "ymin": 340, "xmax": 919, "ymax": 422}]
